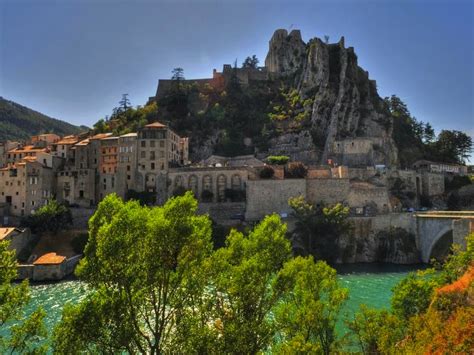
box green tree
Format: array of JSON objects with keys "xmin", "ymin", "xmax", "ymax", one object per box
[
  {"xmin": 242, "ymin": 55, "xmax": 259, "ymax": 69},
  {"xmin": 118, "ymin": 93, "xmax": 131, "ymax": 112},
  {"xmin": 21, "ymin": 199, "xmax": 72, "ymax": 235},
  {"xmin": 202, "ymin": 214, "xmax": 292, "ymax": 353},
  {"xmin": 432, "ymin": 130, "xmax": 472, "ymax": 164},
  {"xmin": 347, "ymin": 305, "xmax": 404, "ymax": 354},
  {"xmin": 289, "ymin": 197, "xmax": 352, "ymax": 261},
  {"xmin": 273, "ymin": 256, "xmax": 348, "ymax": 354},
  {"xmin": 0, "ymin": 241, "xmax": 47, "ymax": 353},
  {"xmin": 391, "ymin": 270, "xmax": 438, "ymax": 320},
  {"xmin": 52, "ymin": 192, "xmax": 213, "ymax": 354}
]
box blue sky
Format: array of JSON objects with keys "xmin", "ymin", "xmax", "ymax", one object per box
[{"xmin": 1, "ymin": 0, "xmax": 473, "ymax": 148}]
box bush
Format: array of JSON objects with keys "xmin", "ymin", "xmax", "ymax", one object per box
[
  {"xmin": 267, "ymin": 155, "xmax": 289, "ymax": 165},
  {"xmin": 259, "ymin": 166, "xmax": 275, "ymax": 179},
  {"xmin": 447, "ymin": 192, "xmax": 460, "ymax": 210},
  {"xmin": 21, "ymin": 200, "xmax": 72, "ymax": 235},
  {"xmin": 201, "ymin": 189, "xmax": 214, "ymax": 202},
  {"xmin": 285, "ymin": 162, "xmax": 308, "ymax": 178}
]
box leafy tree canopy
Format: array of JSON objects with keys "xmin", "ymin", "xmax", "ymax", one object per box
[
  {"xmin": 21, "ymin": 199, "xmax": 72, "ymax": 235},
  {"xmin": 0, "ymin": 241, "xmax": 47, "ymax": 353}
]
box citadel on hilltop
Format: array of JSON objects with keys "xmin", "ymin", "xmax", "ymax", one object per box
[{"xmin": 0, "ymin": 29, "xmax": 469, "ymax": 226}]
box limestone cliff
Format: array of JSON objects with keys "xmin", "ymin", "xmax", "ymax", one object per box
[{"xmin": 265, "ymin": 29, "xmax": 398, "ymax": 167}]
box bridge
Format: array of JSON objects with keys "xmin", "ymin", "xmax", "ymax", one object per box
[{"xmin": 414, "ymin": 211, "xmax": 474, "ymax": 262}]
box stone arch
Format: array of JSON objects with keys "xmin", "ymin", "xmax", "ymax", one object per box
[
  {"xmin": 217, "ymin": 174, "xmax": 227, "ymax": 202},
  {"xmin": 425, "ymin": 225, "xmax": 453, "ymax": 263},
  {"xmin": 231, "ymin": 174, "xmax": 242, "ymax": 190},
  {"xmin": 174, "ymin": 175, "xmax": 184, "ymax": 187},
  {"xmin": 188, "ymin": 175, "xmax": 198, "ymax": 194},
  {"xmin": 202, "ymin": 175, "xmax": 212, "ymax": 192},
  {"xmin": 428, "ymin": 228, "xmax": 453, "ymax": 262}
]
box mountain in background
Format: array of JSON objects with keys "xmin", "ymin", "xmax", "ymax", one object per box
[{"xmin": 0, "ymin": 97, "xmax": 87, "ymax": 141}]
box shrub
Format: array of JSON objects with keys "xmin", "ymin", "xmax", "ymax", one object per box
[
  {"xmin": 267, "ymin": 155, "xmax": 289, "ymax": 165},
  {"xmin": 259, "ymin": 166, "xmax": 275, "ymax": 179},
  {"xmin": 21, "ymin": 200, "xmax": 72, "ymax": 235},
  {"xmin": 285, "ymin": 162, "xmax": 308, "ymax": 178}
]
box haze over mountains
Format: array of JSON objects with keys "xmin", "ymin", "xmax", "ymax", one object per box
[{"xmin": 0, "ymin": 97, "xmax": 87, "ymax": 141}]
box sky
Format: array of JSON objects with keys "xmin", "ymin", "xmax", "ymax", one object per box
[{"xmin": 1, "ymin": 0, "xmax": 473, "ymax": 152}]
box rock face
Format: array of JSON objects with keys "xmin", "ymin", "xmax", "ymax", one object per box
[{"xmin": 265, "ymin": 29, "xmax": 398, "ymax": 167}]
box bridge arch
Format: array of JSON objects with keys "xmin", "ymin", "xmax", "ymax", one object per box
[{"xmin": 426, "ymin": 225, "xmax": 453, "ymax": 263}]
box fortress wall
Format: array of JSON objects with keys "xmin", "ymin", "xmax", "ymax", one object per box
[
  {"xmin": 245, "ymin": 179, "xmax": 306, "ymax": 220},
  {"xmin": 306, "ymin": 178, "xmax": 350, "ymax": 205},
  {"xmin": 348, "ymin": 185, "xmax": 391, "ymax": 213},
  {"xmin": 422, "ymin": 172, "xmax": 444, "ymax": 196}
]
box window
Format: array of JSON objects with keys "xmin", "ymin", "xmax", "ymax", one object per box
[
  {"xmin": 127, "ymin": 165, "xmax": 130, "ymax": 171},
  {"xmin": 150, "ymin": 151, "xmax": 155, "ymax": 160},
  {"xmin": 150, "ymin": 141, "xmax": 155, "ymax": 148},
  {"xmin": 127, "ymin": 175, "xmax": 131, "ymax": 180},
  {"xmin": 151, "ymin": 163, "xmax": 155, "ymax": 170},
  {"xmin": 79, "ymin": 190, "xmax": 84, "ymax": 198},
  {"xmin": 160, "ymin": 141, "xmax": 164, "ymax": 148},
  {"xmin": 141, "ymin": 141, "xmax": 146, "ymax": 148},
  {"xmin": 141, "ymin": 151, "xmax": 146, "ymax": 158}
]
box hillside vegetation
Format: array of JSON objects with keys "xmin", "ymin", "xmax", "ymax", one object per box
[{"xmin": 0, "ymin": 97, "xmax": 86, "ymax": 141}]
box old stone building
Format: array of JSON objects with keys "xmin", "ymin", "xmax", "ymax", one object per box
[
  {"xmin": 0, "ymin": 160, "xmax": 55, "ymax": 217},
  {"xmin": 137, "ymin": 122, "xmax": 188, "ymax": 194},
  {"xmin": 116, "ymin": 133, "xmax": 138, "ymax": 199}
]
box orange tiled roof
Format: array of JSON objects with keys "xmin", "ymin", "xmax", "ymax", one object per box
[
  {"xmin": 75, "ymin": 138, "xmax": 90, "ymax": 146},
  {"xmin": 8, "ymin": 145, "xmax": 48, "ymax": 154},
  {"xmin": 33, "ymin": 252, "xmax": 66, "ymax": 265},
  {"xmin": 56, "ymin": 136, "xmax": 79, "ymax": 145},
  {"xmin": 0, "ymin": 228, "xmax": 16, "ymax": 240},
  {"xmin": 22, "ymin": 156, "xmax": 38, "ymax": 162},
  {"xmin": 145, "ymin": 121, "xmax": 167, "ymax": 128},
  {"xmin": 90, "ymin": 133, "xmax": 112, "ymax": 140}
]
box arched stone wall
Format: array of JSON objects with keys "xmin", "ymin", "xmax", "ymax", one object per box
[
  {"xmin": 188, "ymin": 175, "xmax": 198, "ymax": 194},
  {"xmin": 174, "ymin": 175, "xmax": 183, "ymax": 187},
  {"xmin": 231, "ymin": 174, "xmax": 242, "ymax": 190},
  {"xmin": 217, "ymin": 174, "xmax": 227, "ymax": 202}
]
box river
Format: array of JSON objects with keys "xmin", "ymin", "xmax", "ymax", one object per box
[{"xmin": 25, "ymin": 263, "xmax": 424, "ymax": 348}]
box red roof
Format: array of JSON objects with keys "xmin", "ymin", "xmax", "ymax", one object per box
[
  {"xmin": 33, "ymin": 252, "xmax": 66, "ymax": 265},
  {"xmin": 145, "ymin": 121, "xmax": 167, "ymax": 128}
]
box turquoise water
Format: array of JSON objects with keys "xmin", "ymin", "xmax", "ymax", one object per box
[{"xmin": 24, "ymin": 263, "xmax": 423, "ymax": 346}]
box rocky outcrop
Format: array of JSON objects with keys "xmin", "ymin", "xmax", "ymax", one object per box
[{"xmin": 265, "ymin": 29, "xmax": 398, "ymax": 167}]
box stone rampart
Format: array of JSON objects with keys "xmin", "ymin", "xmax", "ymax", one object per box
[
  {"xmin": 306, "ymin": 178, "xmax": 350, "ymax": 205},
  {"xmin": 246, "ymin": 179, "xmax": 306, "ymax": 220}
]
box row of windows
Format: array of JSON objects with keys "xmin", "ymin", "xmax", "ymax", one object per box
[{"xmin": 140, "ymin": 140, "xmax": 165, "ymax": 148}]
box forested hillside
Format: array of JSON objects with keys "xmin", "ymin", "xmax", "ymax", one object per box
[{"xmin": 0, "ymin": 97, "xmax": 86, "ymax": 141}]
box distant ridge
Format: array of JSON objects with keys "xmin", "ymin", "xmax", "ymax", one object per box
[{"xmin": 0, "ymin": 96, "xmax": 87, "ymax": 141}]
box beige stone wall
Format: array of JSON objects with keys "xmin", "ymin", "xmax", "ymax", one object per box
[
  {"xmin": 421, "ymin": 172, "xmax": 444, "ymax": 196},
  {"xmin": 306, "ymin": 178, "xmax": 350, "ymax": 205},
  {"xmin": 245, "ymin": 179, "xmax": 306, "ymax": 220},
  {"xmin": 57, "ymin": 168, "xmax": 95, "ymax": 207},
  {"xmin": 348, "ymin": 183, "xmax": 391, "ymax": 213}
]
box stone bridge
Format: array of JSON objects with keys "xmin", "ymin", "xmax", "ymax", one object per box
[{"xmin": 415, "ymin": 211, "xmax": 474, "ymax": 262}]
